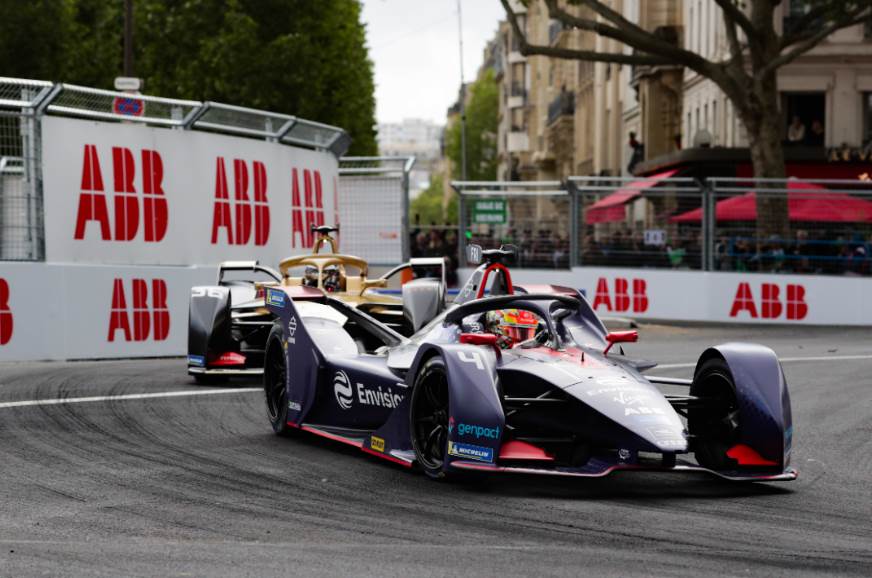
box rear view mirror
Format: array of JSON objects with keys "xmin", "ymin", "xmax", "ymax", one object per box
[
  {"xmin": 460, "ymin": 332, "xmax": 500, "ymax": 357},
  {"xmin": 466, "ymin": 244, "xmax": 483, "ymax": 265},
  {"xmin": 604, "ymin": 330, "xmax": 638, "ymax": 355}
]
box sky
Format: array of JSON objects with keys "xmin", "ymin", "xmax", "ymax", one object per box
[{"xmin": 360, "ymin": 0, "xmax": 506, "ymax": 126}]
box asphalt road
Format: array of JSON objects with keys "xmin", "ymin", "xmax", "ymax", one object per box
[{"xmin": 0, "ymin": 324, "xmax": 870, "ymax": 577}]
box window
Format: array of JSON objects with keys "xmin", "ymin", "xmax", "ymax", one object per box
[
  {"xmin": 689, "ymin": 5, "xmax": 694, "ymax": 52},
  {"xmin": 713, "ymin": 100, "xmax": 718, "ymax": 142},
  {"xmin": 864, "ymin": 93, "xmax": 872, "ymax": 145},
  {"xmin": 687, "ymin": 112, "xmax": 692, "ymax": 147},
  {"xmin": 781, "ymin": 92, "xmax": 826, "ymax": 145}
]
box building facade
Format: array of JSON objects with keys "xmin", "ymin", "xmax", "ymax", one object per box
[
  {"xmin": 493, "ymin": 0, "xmax": 872, "ymax": 182},
  {"xmin": 377, "ymin": 118, "xmax": 443, "ymax": 195}
]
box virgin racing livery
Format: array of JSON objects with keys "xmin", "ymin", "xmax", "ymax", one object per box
[
  {"xmin": 260, "ymin": 245, "xmax": 796, "ymax": 482},
  {"xmin": 188, "ymin": 225, "xmax": 445, "ymax": 382}
]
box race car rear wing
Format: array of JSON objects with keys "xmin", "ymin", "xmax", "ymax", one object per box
[{"xmin": 216, "ymin": 260, "xmax": 282, "ymax": 284}]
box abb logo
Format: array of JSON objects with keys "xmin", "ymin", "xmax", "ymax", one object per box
[
  {"xmin": 211, "ymin": 158, "xmax": 270, "ymax": 246},
  {"xmin": 591, "ymin": 277, "xmax": 649, "ymax": 313},
  {"xmin": 75, "ymin": 145, "xmax": 168, "ymax": 242},
  {"xmin": 729, "ymin": 282, "xmax": 808, "ymax": 320},
  {"xmin": 108, "ymin": 278, "xmax": 170, "ymax": 342},
  {"xmin": 0, "ymin": 278, "xmax": 11, "ymax": 345},
  {"xmin": 291, "ymin": 168, "xmax": 325, "ymax": 248}
]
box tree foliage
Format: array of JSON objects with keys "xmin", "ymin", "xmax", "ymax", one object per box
[
  {"xmin": 445, "ymin": 69, "xmax": 499, "ymax": 182},
  {"xmin": 410, "ymin": 174, "xmax": 458, "ymax": 226},
  {"xmin": 0, "ymin": 0, "xmax": 377, "ymax": 154}
]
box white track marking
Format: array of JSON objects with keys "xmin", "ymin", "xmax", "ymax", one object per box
[
  {"xmin": 1, "ymin": 353, "xmax": 868, "ymax": 410},
  {"xmin": 657, "ymin": 353, "xmax": 872, "ymax": 371},
  {"xmin": 0, "ymin": 388, "xmax": 260, "ymax": 410}
]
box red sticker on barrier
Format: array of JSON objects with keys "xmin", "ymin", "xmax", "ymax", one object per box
[
  {"xmin": 0, "ymin": 278, "xmax": 13, "ymax": 345},
  {"xmin": 730, "ymin": 282, "xmax": 808, "ymax": 320},
  {"xmin": 108, "ymin": 278, "xmax": 170, "ymax": 342},
  {"xmin": 75, "ymin": 145, "xmax": 167, "ymax": 242}
]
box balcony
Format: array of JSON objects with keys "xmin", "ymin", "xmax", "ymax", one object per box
[
  {"xmin": 547, "ymin": 91, "xmax": 575, "ymax": 126},
  {"xmin": 508, "ymin": 82, "xmax": 526, "ymax": 108},
  {"xmin": 507, "ymin": 130, "xmax": 529, "ymax": 152}
]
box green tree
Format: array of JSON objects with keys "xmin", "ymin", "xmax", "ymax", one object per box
[
  {"xmin": 445, "ymin": 69, "xmax": 499, "ymax": 181},
  {"xmin": 0, "ymin": 0, "xmax": 377, "ymax": 155},
  {"xmin": 0, "ymin": 0, "xmax": 69, "ymax": 80},
  {"xmin": 410, "ymin": 173, "xmax": 458, "ymax": 226}
]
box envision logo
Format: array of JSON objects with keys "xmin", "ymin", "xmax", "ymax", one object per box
[
  {"xmin": 333, "ymin": 369, "xmax": 404, "ymax": 411},
  {"xmin": 334, "ymin": 370, "xmax": 354, "ymax": 410}
]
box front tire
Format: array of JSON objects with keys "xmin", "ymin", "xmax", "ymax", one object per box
[
  {"xmin": 689, "ymin": 357, "xmax": 741, "ymax": 470},
  {"xmin": 264, "ymin": 326, "xmax": 294, "ymax": 436},
  {"xmin": 410, "ymin": 356, "xmax": 451, "ymax": 480}
]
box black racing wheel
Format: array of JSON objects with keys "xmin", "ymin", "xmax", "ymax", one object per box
[
  {"xmin": 264, "ymin": 324, "xmax": 294, "ymax": 436},
  {"xmin": 689, "ymin": 357, "xmax": 741, "ymax": 470},
  {"xmin": 410, "ymin": 356, "xmax": 451, "ymax": 480}
]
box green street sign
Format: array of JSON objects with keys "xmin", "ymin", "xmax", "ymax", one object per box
[{"xmin": 471, "ymin": 199, "xmax": 507, "ymax": 225}]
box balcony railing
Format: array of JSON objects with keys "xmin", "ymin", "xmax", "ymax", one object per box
[
  {"xmin": 547, "ymin": 91, "xmax": 575, "ymax": 126},
  {"xmin": 510, "ymin": 82, "xmax": 526, "ymax": 98}
]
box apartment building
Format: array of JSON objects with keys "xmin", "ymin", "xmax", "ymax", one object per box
[
  {"xmin": 494, "ymin": 0, "xmax": 872, "ymax": 182},
  {"xmin": 684, "ymin": 0, "xmax": 872, "ymax": 151}
]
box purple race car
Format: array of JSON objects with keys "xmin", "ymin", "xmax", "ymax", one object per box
[{"xmin": 261, "ymin": 245, "xmax": 796, "ymax": 482}]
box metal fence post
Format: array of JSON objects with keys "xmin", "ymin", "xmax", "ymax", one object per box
[
  {"xmin": 401, "ymin": 156, "xmax": 413, "ymax": 262},
  {"xmin": 567, "ymin": 179, "xmax": 579, "ymax": 266},
  {"xmin": 456, "ymin": 183, "xmax": 466, "ymax": 269},
  {"xmin": 702, "ymin": 179, "xmax": 714, "ymax": 271}
]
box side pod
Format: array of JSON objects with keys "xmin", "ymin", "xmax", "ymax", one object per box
[
  {"xmin": 188, "ymin": 286, "xmax": 233, "ymax": 366},
  {"xmin": 694, "ymin": 343, "xmax": 793, "ymax": 469}
]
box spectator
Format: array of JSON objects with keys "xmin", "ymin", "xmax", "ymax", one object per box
[
  {"xmin": 808, "ymin": 119, "xmax": 825, "ymax": 146},
  {"xmin": 627, "ymin": 132, "xmax": 644, "ymax": 174},
  {"xmin": 787, "ymin": 116, "xmax": 806, "ymax": 144}
]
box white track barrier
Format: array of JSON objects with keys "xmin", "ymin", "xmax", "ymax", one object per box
[
  {"xmin": 42, "ymin": 117, "xmax": 339, "ymax": 265},
  {"xmin": 458, "ymin": 266, "xmax": 872, "ymax": 326},
  {"xmin": 0, "ymin": 262, "xmax": 216, "ymax": 361}
]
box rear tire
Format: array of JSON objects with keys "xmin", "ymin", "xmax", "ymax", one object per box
[
  {"xmin": 264, "ymin": 326, "xmax": 294, "ymax": 436},
  {"xmin": 689, "ymin": 357, "xmax": 740, "ymax": 470}
]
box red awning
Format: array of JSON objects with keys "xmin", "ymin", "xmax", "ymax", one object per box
[
  {"xmin": 670, "ymin": 180, "xmax": 872, "ymax": 223},
  {"xmin": 585, "ymin": 169, "xmax": 680, "ymax": 224}
]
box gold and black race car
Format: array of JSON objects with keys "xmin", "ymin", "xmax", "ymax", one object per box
[{"xmin": 187, "ymin": 225, "xmax": 445, "ymax": 382}]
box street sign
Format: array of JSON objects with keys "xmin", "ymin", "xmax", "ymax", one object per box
[
  {"xmin": 471, "ymin": 199, "xmax": 507, "ymax": 225},
  {"xmin": 112, "ymin": 96, "xmax": 145, "ymax": 117},
  {"xmin": 114, "ymin": 76, "xmax": 142, "ymax": 91}
]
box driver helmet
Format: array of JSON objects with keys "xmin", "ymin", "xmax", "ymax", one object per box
[
  {"xmin": 485, "ymin": 308, "xmax": 539, "ymax": 343},
  {"xmin": 303, "ymin": 266, "xmax": 320, "ymax": 287},
  {"xmin": 322, "ymin": 265, "xmax": 341, "ymax": 292}
]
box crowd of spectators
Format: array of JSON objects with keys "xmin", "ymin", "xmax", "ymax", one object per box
[
  {"xmin": 409, "ymin": 215, "xmax": 872, "ymax": 278},
  {"xmin": 467, "ymin": 228, "xmax": 571, "ymax": 269},
  {"xmin": 715, "ymin": 230, "xmax": 871, "ymax": 275},
  {"xmin": 580, "ymin": 228, "xmax": 703, "ymax": 269},
  {"xmin": 409, "ymin": 220, "xmax": 571, "ymax": 284},
  {"xmin": 578, "ymin": 226, "xmax": 872, "ymax": 276},
  {"xmin": 409, "ymin": 219, "xmax": 459, "ymax": 286}
]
